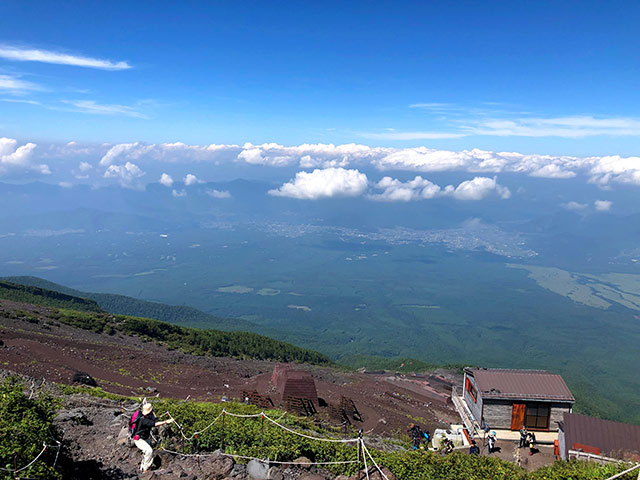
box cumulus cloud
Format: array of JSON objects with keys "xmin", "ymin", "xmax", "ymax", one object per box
[
  {"xmin": 13, "ymin": 139, "xmax": 640, "ymax": 191},
  {"xmin": 206, "ymin": 189, "xmax": 231, "ymax": 199},
  {"xmin": 369, "ymin": 176, "xmax": 442, "ymax": 202},
  {"xmin": 0, "ymin": 45, "xmax": 131, "ymax": 70},
  {"xmin": 98, "ymin": 142, "xmax": 238, "ymax": 167},
  {"xmin": 0, "ymin": 137, "xmax": 49, "ymax": 176},
  {"xmin": 594, "ymin": 200, "xmax": 613, "ymax": 212},
  {"xmin": 369, "ymin": 175, "xmax": 510, "ymax": 202},
  {"xmin": 99, "ymin": 142, "xmax": 154, "ymax": 166},
  {"xmin": 184, "ymin": 173, "xmax": 202, "ymax": 186},
  {"xmin": 237, "ymin": 142, "xmax": 390, "ymax": 169},
  {"xmin": 450, "ymin": 176, "xmax": 511, "ymax": 200},
  {"xmin": 529, "ymin": 164, "xmax": 577, "ymax": 179},
  {"xmin": 103, "ymin": 161, "xmax": 145, "ymax": 188},
  {"xmin": 172, "ymin": 189, "xmax": 187, "ymax": 197},
  {"xmin": 159, "ymin": 173, "xmax": 174, "ymax": 187},
  {"xmin": 588, "ymin": 155, "xmax": 640, "ymax": 186},
  {"xmin": 269, "ymin": 168, "xmax": 369, "ymax": 199}
]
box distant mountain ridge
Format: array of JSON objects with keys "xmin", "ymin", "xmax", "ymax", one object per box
[{"xmin": 1, "ymin": 276, "xmax": 255, "ymax": 332}]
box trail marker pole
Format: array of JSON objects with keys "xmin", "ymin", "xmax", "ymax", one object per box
[
  {"xmin": 358, "ymin": 430, "xmax": 363, "ymax": 472},
  {"xmin": 221, "ymin": 411, "xmax": 226, "ymax": 450}
]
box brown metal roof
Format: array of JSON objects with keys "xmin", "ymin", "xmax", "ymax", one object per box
[
  {"xmin": 468, "ymin": 368, "xmax": 575, "ymax": 402},
  {"xmin": 561, "ymin": 412, "xmax": 640, "ymax": 459}
]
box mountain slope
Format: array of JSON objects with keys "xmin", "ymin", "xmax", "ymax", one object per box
[
  {"xmin": 0, "ymin": 280, "xmax": 104, "ymax": 313},
  {"xmin": 2, "ymin": 276, "xmax": 254, "ymax": 331}
]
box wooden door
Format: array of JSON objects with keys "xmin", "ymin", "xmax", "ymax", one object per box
[{"xmin": 511, "ymin": 403, "xmax": 526, "ymax": 430}]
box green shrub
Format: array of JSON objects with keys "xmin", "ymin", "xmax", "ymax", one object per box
[
  {"xmin": 530, "ymin": 459, "xmax": 638, "ymax": 480},
  {"xmin": 0, "ymin": 378, "xmax": 62, "ymax": 479}
]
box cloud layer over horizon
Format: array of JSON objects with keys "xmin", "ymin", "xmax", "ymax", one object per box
[{"xmin": 0, "ymin": 137, "xmax": 636, "ymax": 209}]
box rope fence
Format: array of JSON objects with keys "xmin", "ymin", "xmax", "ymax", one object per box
[
  {"xmin": 0, "ymin": 443, "xmax": 50, "ymax": 474},
  {"xmin": 9, "ymin": 402, "xmax": 640, "ymax": 479},
  {"xmin": 158, "ymin": 407, "xmax": 374, "ymax": 474}
]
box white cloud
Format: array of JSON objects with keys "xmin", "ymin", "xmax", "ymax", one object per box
[
  {"xmin": 159, "ymin": 173, "xmax": 174, "ymax": 187},
  {"xmin": 0, "ymin": 45, "xmax": 131, "ymax": 70},
  {"xmin": 13, "ymin": 139, "xmax": 640, "ymax": 190},
  {"xmin": 450, "ymin": 176, "xmax": 511, "ymax": 200},
  {"xmin": 269, "ymin": 168, "xmax": 369, "ymax": 200},
  {"xmin": 63, "ymin": 100, "xmax": 148, "ymax": 119},
  {"xmin": 184, "ymin": 173, "xmax": 202, "ymax": 186},
  {"xmin": 103, "ymin": 161, "xmax": 145, "ymax": 188},
  {"xmin": 78, "ymin": 161, "xmax": 92, "ymax": 172},
  {"xmin": 588, "ymin": 155, "xmax": 640, "ymax": 186},
  {"xmin": 0, "ymin": 137, "xmax": 49, "ymax": 176},
  {"xmin": 58, "ymin": 181, "xmax": 73, "ymax": 188},
  {"xmin": 369, "ymin": 176, "xmax": 442, "ymax": 202},
  {"xmin": 99, "ymin": 142, "xmax": 154, "ymax": 166},
  {"xmin": 71, "ymin": 160, "xmax": 93, "ymax": 179},
  {"xmin": 594, "ymin": 200, "xmax": 613, "ymax": 212},
  {"xmin": 206, "ymin": 189, "xmax": 231, "ymax": 199},
  {"xmin": 1, "ymin": 97, "xmax": 41, "ymax": 105},
  {"xmin": 529, "ymin": 164, "xmax": 577, "ymax": 179},
  {"xmin": 369, "ymin": 175, "xmax": 510, "ymax": 202},
  {"xmin": 97, "ymin": 142, "xmax": 238, "ymax": 166},
  {"xmin": 562, "ymin": 201, "xmax": 588, "ymax": 210},
  {"xmin": 238, "ymin": 142, "xmax": 390, "ymax": 168},
  {"xmin": 470, "ymin": 116, "xmax": 640, "ymax": 138},
  {"xmin": 0, "ymin": 74, "xmax": 41, "ymax": 95},
  {"xmin": 172, "ymin": 189, "xmax": 186, "ymax": 197}
]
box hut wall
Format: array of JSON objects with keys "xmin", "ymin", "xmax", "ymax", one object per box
[{"xmin": 463, "ymin": 373, "xmax": 483, "ymax": 425}]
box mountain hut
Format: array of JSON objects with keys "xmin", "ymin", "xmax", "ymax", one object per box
[{"xmin": 462, "ymin": 368, "xmax": 575, "ymax": 432}]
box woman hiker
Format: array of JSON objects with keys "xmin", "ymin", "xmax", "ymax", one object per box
[{"xmin": 132, "ymin": 403, "xmax": 174, "ymax": 472}]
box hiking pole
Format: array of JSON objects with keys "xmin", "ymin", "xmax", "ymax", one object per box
[{"xmin": 260, "ymin": 413, "xmax": 265, "ymax": 448}]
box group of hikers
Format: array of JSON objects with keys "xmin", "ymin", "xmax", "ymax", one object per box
[
  {"xmin": 407, "ymin": 423, "xmax": 431, "ymax": 450},
  {"xmin": 519, "ymin": 425, "xmax": 537, "ymax": 456},
  {"xmin": 405, "ymin": 422, "xmax": 539, "ymax": 458}
]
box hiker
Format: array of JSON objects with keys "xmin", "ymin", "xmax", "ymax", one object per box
[
  {"xmin": 527, "ymin": 431, "xmax": 536, "ymax": 456},
  {"xmin": 407, "ymin": 423, "xmax": 423, "ymax": 450},
  {"xmin": 487, "ymin": 431, "xmax": 497, "ymax": 453},
  {"xmin": 130, "ymin": 403, "xmax": 174, "ymax": 473},
  {"xmin": 519, "ymin": 425, "xmax": 528, "ymax": 448},
  {"xmin": 442, "ymin": 438, "xmax": 454, "ymax": 455},
  {"xmin": 469, "ymin": 439, "xmax": 480, "ymax": 455}
]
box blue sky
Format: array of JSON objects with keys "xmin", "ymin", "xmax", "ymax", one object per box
[{"xmin": 1, "ymin": 0, "xmax": 640, "ymax": 156}]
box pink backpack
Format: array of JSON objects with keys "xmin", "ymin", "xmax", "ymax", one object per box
[{"xmin": 129, "ymin": 410, "xmax": 141, "ymax": 441}]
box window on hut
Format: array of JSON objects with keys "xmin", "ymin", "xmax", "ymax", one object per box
[
  {"xmin": 465, "ymin": 377, "xmax": 477, "ymax": 402},
  {"xmin": 525, "ymin": 403, "xmax": 550, "ymax": 429}
]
